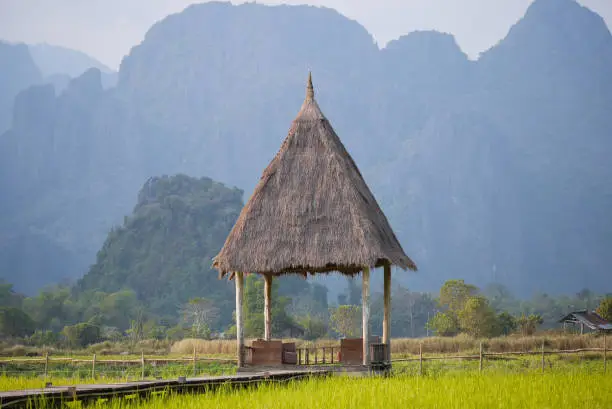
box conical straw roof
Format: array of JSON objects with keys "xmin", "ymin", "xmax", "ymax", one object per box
[{"xmin": 213, "ymin": 74, "xmax": 416, "ymax": 277}]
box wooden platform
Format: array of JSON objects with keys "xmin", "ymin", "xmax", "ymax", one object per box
[{"xmin": 0, "ymin": 369, "xmax": 330, "ymax": 409}]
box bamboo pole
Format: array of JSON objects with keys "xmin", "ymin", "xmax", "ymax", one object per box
[
  {"xmin": 541, "ymin": 341, "xmax": 545, "ymax": 373},
  {"xmin": 419, "ymin": 343, "xmax": 423, "ymax": 376},
  {"xmin": 383, "ymin": 264, "xmax": 392, "ymax": 363},
  {"xmin": 264, "ymin": 274, "xmax": 272, "ymax": 341},
  {"xmin": 235, "ymin": 272, "xmax": 245, "ymax": 367},
  {"xmin": 44, "ymin": 352, "xmax": 49, "ymax": 380},
  {"xmin": 479, "ymin": 342, "xmax": 483, "ymax": 373},
  {"xmin": 141, "ymin": 351, "xmax": 145, "ymax": 380},
  {"xmin": 193, "ymin": 345, "xmax": 197, "ymax": 377},
  {"xmin": 362, "ymin": 267, "xmax": 371, "ymax": 366},
  {"xmin": 92, "ymin": 353, "xmax": 96, "ymax": 379}
]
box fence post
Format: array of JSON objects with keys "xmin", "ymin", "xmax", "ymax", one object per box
[
  {"xmin": 479, "ymin": 342, "xmax": 483, "ymax": 373},
  {"xmin": 193, "ymin": 345, "xmax": 197, "ymax": 378},
  {"xmin": 322, "ymin": 347, "xmax": 326, "ymax": 364},
  {"xmin": 44, "ymin": 352, "xmax": 49, "ymax": 380},
  {"xmin": 92, "ymin": 353, "xmax": 96, "ymax": 379},
  {"xmin": 141, "ymin": 351, "xmax": 145, "ymax": 380},
  {"xmin": 419, "ymin": 343, "xmax": 423, "ymax": 376},
  {"xmin": 541, "ymin": 341, "xmax": 545, "ymax": 373},
  {"xmin": 604, "ymin": 333, "xmax": 607, "ymax": 374}
]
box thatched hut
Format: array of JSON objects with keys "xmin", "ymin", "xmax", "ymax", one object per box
[{"xmin": 213, "ymin": 73, "xmax": 416, "ymax": 367}]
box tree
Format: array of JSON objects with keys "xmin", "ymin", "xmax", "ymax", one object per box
[
  {"xmin": 330, "ymin": 305, "xmax": 361, "ymax": 338},
  {"xmin": 241, "ymin": 275, "xmax": 295, "ymax": 338},
  {"xmin": 458, "ymin": 296, "xmax": 498, "ymax": 337},
  {"xmin": 0, "ymin": 307, "xmax": 35, "ymax": 337},
  {"xmin": 22, "ymin": 286, "xmax": 74, "ymax": 331},
  {"xmin": 426, "ymin": 312, "xmax": 459, "ymax": 336},
  {"xmin": 439, "ymin": 280, "xmax": 478, "ymax": 314},
  {"xmin": 298, "ymin": 315, "xmax": 328, "ymax": 340},
  {"xmin": 596, "ymin": 297, "xmax": 612, "ymax": 321},
  {"xmin": 0, "ymin": 281, "xmax": 23, "ymax": 308},
  {"xmin": 62, "ymin": 322, "xmax": 101, "ymax": 348},
  {"xmin": 516, "ymin": 314, "xmax": 543, "ymax": 336},
  {"xmin": 28, "ymin": 330, "xmax": 59, "ymax": 347},
  {"xmin": 496, "ymin": 312, "xmax": 517, "ymax": 336},
  {"xmin": 180, "ymin": 297, "xmax": 219, "ymax": 339}
]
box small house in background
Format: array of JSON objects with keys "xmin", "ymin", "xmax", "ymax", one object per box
[{"xmin": 559, "ymin": 310, "xmax": 612, "ymax": 334}]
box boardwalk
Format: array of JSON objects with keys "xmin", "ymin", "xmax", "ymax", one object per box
[{"xmin": 0, "ymin": 369, "xmax": 330, "ymax": 409}]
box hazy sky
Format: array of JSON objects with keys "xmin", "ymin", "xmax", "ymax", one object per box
[{"xmin": 1, "ymin": 0, "xmax": 611, "ymax": 69}]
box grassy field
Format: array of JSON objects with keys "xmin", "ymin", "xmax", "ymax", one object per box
[
  {"xmin": 167, "ymin": 372, "xmax": 610, "ymax": 409},
  {"xmin": 4, "ymin": 370, "xmax": 606, "ymax": 409}
]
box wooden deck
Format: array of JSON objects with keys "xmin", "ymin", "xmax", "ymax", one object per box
[{"xmin": 0, "ymin": 369, "xmax": 330, "ymax": 409}]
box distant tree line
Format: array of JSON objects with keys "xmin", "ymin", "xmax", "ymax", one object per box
[{"xmin": 1, "ymin": 277, "xmax": 610, "ymax": 348}]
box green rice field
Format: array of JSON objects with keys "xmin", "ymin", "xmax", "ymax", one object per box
[
  {"xmin": 1, "ymin": 366, "xmax": 609, "ymax": 409},
  {"xmin": 160, "ymin": 372, "xmax": 609, "ymax": 409}
]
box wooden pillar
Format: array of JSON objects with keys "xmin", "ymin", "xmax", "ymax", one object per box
[
  {"xmin": 382, "ymin": 264, "xmax": 391, "ymax": 362},
  {"xmin": 264, "ymin": 274, "xmax": 272, "ymax": 341},
  {"xmin": 235, "ymin": 272, "xmax": 245, "ymax": 367},
  {"xmin": 362, "ymin": 267, "xmax": 371, "ymax": 366}
]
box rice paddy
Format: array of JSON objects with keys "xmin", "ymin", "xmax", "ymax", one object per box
[
  {"xmin": 161, "ymin": 371, "xmax": 609, "ymax": 409},
  {"xmin": 3, "ymin": 370, "xmax": 606, "ymax": 409}
]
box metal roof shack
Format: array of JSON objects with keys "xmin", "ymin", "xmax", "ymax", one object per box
[{"xmin": 559, "ymin": 310, "xmax": 612, "ymax": 333}]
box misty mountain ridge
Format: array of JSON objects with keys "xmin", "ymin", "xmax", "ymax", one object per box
[{"xmin": 1, "ymin": 0, "xmax": 611, "ymax": 300}]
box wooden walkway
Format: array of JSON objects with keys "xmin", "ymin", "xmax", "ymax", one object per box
[{"xmin": 0, "ymin": 369, "xmax": 330, "ymax": 409}]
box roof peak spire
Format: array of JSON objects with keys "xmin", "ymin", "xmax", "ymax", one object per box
[{"xmin": 306, "ymin": 71, "xmax": 314, "ymax": 101}]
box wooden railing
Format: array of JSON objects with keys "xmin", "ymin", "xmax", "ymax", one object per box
[
  {"xmin": 391, "ymin": 340, "xmax": 608, "ymax": 374},
  {"xmin": 296, "ymin": 347, "xmax": 338, "ymax": 365}
]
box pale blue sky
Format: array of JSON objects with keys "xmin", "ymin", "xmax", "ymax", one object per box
[{"xmin": 0, "ymin": 0, "xmax": 610, "ymax": 69}]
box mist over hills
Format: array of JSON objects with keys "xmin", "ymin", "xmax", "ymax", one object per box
[{"xmin": 1, "ymin": 0, "xmax": 611, "ymax": 299}]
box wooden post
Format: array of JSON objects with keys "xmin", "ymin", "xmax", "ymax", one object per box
[
  {"xmin": 362, "ymin": 267, "xmax": 371, "ymax": 366},
  {"xmin": 322, "ymin": 347, "xmax": 326, "ymax": 364},
  {"xmin": 264, "ymin": 274, "xmax": 272, "ymax": 341},
  {"xmin": 479, "ymin": 342, "xmax": 483, "ymax": 373},
  {"xmin": 314, "ymin": 348, "xmax": 318, "ymax": 365},
  {"xmin": 541, "ymin": 341, "xmax": 545, "ymax": 373},
  {"xmin": 419, "ymin": 343, "xmax": 423, "ymax": 376},
  {"xmin": 92, "ymin": 353, "xmax": 96, "ymax": 379},
  {"xmin": 141, "ymin": 351, "xmax": 145, "ymax": 380},
  {"xmin": 298, "ymin": 348, "xmax": 302, "ymax": 365},
  {"xmin": 383, "ymin": 264, "xmax": 392, "ymax": 362},
  {"xmin": 235, "ymin": 272, "xmax": 245, "ymax": 367},
  {"xmin": 603, "ymin": 333, "xmax": 607, "ymax": 374},
  {"xmin": 44, "ymin": 352, "xmax": 49, "ymax": 380},
  {"xmin": 193, "ymin": 345, "xmax": 197, "ymax": 377}
]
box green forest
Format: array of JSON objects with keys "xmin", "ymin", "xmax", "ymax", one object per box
[{"xmin": 1, "ymin": 174, "xmax": 610, "ymax": 348}]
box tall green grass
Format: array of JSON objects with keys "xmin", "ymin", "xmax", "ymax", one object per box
[{"xmin": 56, "ymin": 371, "xmax": 609, "ymax": 409}]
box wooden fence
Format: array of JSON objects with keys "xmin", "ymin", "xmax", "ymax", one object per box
[
  {"xmin": 0, "ymin": 349, "xmax": 236, "ymax": 380},
  {"xmin": 392, "ymin": 338, "xmax": 607, "ymax": 374},
  {"xmin": 2, "ymin": 335, "xmax": 607, "ymax": 377},
  {"xmin": 295, "ymin": 334, "xmax": 607, "ymax": 372}
]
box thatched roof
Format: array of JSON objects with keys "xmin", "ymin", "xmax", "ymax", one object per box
[{"xmin": 213, "ymin": 73, "xmax": 416, "ymax": 277}]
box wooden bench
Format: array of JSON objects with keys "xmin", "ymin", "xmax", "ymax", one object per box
[
  {"xmin": 337, "ymin": 337, "xmax": 381, "ymax": 364},
  {"xmin": 245, "ymin": 340, "xmax": 297, "ymax": 366}
]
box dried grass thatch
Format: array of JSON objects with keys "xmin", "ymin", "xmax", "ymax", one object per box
[{"xmin": 213, "ymin": 73, "xmax": 416, "ymax": 278}]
